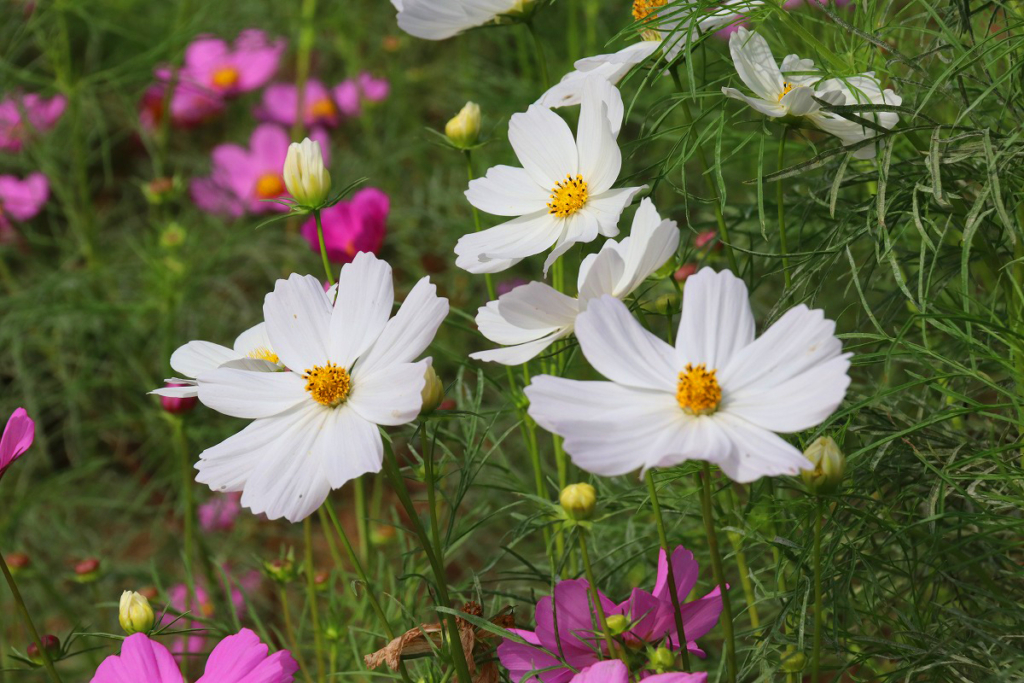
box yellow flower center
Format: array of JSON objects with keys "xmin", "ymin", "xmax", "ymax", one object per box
[
  {"xmin": 303, "ymin": 362, "xmax": 351, "ymax": 407},
  {"xmin": 311, "ymin": 98, "xmax": 337, "ymax": 119},
  {"xmin": 200, "ymin": 602, "xmax": 215, "ymax": 618},
  {"xmin": 778, "ymin": 82, "xmax": 794, "ymax": 101},
  {"xmin": 255, "ymin": 173, "xmax": 285, "ymax": 199},
  {"xmin": 676, "ymin": 363, "xmax": 721, "ymax": 415},
  {"xmin": 632, "ymin": 0, "xmax": 667, "ymax": 21},
  {"xmin": 211, "ymin": 66, "xmax": 240, "ymax": 90},
  {"xmin": 547, "ymin": 174, "xmax": 589, "ymax": 218},
  {"xmin": 247, "ymin": 347, "xmax": 280, "ymax": 364}
]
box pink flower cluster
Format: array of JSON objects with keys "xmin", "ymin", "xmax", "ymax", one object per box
[
  {"xmin": 0, "ymin": 173, "xmax": 49, "ymax": 245},
  {"xmin": 256, "ymin": 73, "xmax": 390, "ymax": 129},
  {"xmin": 498, "ymin": 546, "xmax": 723, "ymax": 682},
  {"xmin": 0, "ymin": 93, "xmax": 65, "ymax": 152},
  {"xmin": 163, "ymin": 569, "xmax": 261, "ymax": 655}
]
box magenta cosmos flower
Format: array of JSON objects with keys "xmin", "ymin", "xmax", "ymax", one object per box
[
  {"xmin": 1, "ymin": 408, "xmax": 35, "ymax": 480},
  {"xmin": 300, "ymin": 187, "xmax": 389, "ymax": 264},
  {"xmin": 333, "ymin": 73, "xmax": 390, "ymax": 117},
  {"xmin": 570, "ymin": 660, "xmax": 706, "ymax": 683},
  {"xmin": 191, "ymin": 124, "xmax": 330, "ymax": 217},
  {"xmin": 0, "ymin": 93, "xmax": 66, "ymax": 152},
  {"xmin": 199, "ymin": 492, "xmax": 243, "ymax": 532},
  {"xmin": 0, "ymin": 172, "xmax": 48, "ymax": 244},
  {"xmin": 90, "ymin": 629, "xmax": 297, "ymax": 683},
  {"xmin": 140, "ymin": 79, "xmax": 224, "ymax": 130},
  {"xmin": 180, "ymin": 30, "xmax": 285, "ymax": 97},
  {"xmin": 498, "ymin": 546, "xmax": 722, "ymax": 683},
  {"xmin": 163, "ymin": 569, "xmax": 260, "ymax": 654},
  {"xmin": 256, "ymin": 80, "xmax": 341, "ymax": 129}
]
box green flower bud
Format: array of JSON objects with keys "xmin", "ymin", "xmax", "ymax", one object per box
[
  {"xmin": 445, "ymin": 102, "xmax": 481, "ymax": 149},
  {"xmin": 264, "ymin": 549, "xmax": 298, "ymax": 584},
  {"xmin": 559, "ymin": 483, "xmax": 596, "ymax": 521},
  {"xmin": 801, "ymin": 436, "xmax": 845, "ymax": 495},
  {"xmin": 420, "ymin": 365, "xmax": 445, "ymax": 414},
  {"xmin": 647, "ymin": 645, "xmax": 675, "ymax": 673},
  {"xmin": 780, "ymin": 651, "xmax": 806, "ymax": 673},
  {"xmin": 283, "ymin": 138, "xmax": 331, "ymax": 208},
  {"xmin": 119, "ymin": 591, "xmax": 155, "ymax": 635},
  {"xmin": 605, "ymin": 614, "xmax": 629, "ymax": 636}
]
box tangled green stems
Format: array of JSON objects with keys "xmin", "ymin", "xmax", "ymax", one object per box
[
  {"xmin": 811, "ymin": 498, "xmax": 825, "ymax": 679},
  {"xmin": 777, "ymin": 131, "xmax": 791, "ymax": 289},
  {"xmin": 575, "ymin": 528, "xmax": 618, "ymax": 659},
  {"xmin": 644, "ymin": 470, "xmax": 691, "ymax": 672},
  {"xmin": 0, "ymin": 552, "xmax": 63, "ymax": 683},
  {"xmin": 698, "ymin": 463, "xmax": 736, "ymax": 683},
  {"xmin": 303, "ymin": 518, "xmax": 326, "ymax": 683}
]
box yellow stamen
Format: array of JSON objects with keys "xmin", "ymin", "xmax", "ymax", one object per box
[
  {"xmin": 200, "ymin": 602, "xmax": 215, "ymax": 618},
  {"xmin": 303, "ymin": 362, "xmax": 351, "ymax": 407},
  {"xmin": 632, "ymin": 0, "xmax": 668, "ymax": 21},
  {"xmin": 255, "ymin": 173, "xmax": 285, "ymax": 199},
  {"xmin": 547, "ymin": 174, "xmax": 589, "ymax": 218},
  {"xmin": 247, "ymin": 347, "xmax": 280, "ymax": 364},
  {"xmin": 778, "ymin": 81, "xmax": 794, "ymax": 102},
  {"xmin": 676, "ymin": 363, "xmax": 721, "ymax": 415},
  {"xmin": 310, "ymin": 98, "xmax": 337, "ymax": 119},
  {"xmin": 211, "ymin": 66, "xmax": 240, "ymax": 90}
]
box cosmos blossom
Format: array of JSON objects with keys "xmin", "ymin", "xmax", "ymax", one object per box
[
  {"xmin": 526, "ymin": 268, "xmax": 851, "ymax": 482},
  {"xmin": 0, "ymin": 172, "xmax": 48, "ymax": 244},
  {"xmin": 300, "ymin": 188, "xmax": 389, "ymax": 264},
  {"xmin": 179, "ymin": 29, "xmax": 285, "ymax": 97},
  {"xmin": 391, "ymin": 0, "xmax": 526, "ymax": 41},
  {"xmin": 0, "ymin": 93, "xmax": 66, "ymax": 152},
  {"xmin": 0, "ymin": 408, "xmax": 35, "ymax": 480}
]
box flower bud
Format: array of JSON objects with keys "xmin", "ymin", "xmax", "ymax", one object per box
[
  {"xmin": 420, "ymin": 365, "xmax": 445, "ymax": 414},
  {"xmin": 371, "ymin": 524, "xmax": 396, "ymax": 546},
  {"xmin": 673, "ymin": 263, "xmax": 698, "ymax": 282},
  {"xmin": 142, "ymin": 176, "xmax": 181, "ymax": 205},
  {"xmin": 119, "ymin": 591, "xmax": 155, "ymax": 635},
  {"xmin": 780, "ymin": 651, "xmax": 806, "ymax": 673},
  {"xmin": 5, "ymin": 552, "xmax": 30, "ymax": 576},
  {"xmin": 73, "ymin": 557, "xmax": 101, "ymax": 583},
  {"xmin": 27, "ymin": 635, "xmax": 60, "ymax": 665},
  {"xmin": 263, "ymin": 550, "xmax": 297, "ymax": 585},
  {"xmin": 801, "ymin": 436, "xmax": 845, "ymax": 495},
  {"xmin": 283, "ymin": 138, "xmax": 331, "ymax": 208},
  {"xmin": 647, "ymin": 645, "xmax": 675, "ymax": 674},
  {"xmin": 160, "ymin": 382, "xmax": 198, "ymax": 415},
  {"xmin": 159, "ymin": 222, "xmax": 187, "ymax": 249},
  {"xmin": 604, "ymin": 614, "xmax": 629, "ymax": 636},
  {"xmin": 559, "ymin": 483, "xmax": 596, "ymax": 521},
  {"xmin": 444, "ymin": 102, "xmax": 481, "ymax": 149}
]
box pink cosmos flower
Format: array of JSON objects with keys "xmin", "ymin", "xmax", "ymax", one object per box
[
  {"xmin": 89, "ymin": 629, "xmax": 297, "ymax": 683},
  {"xmin": 190, "ymin": 124, "xmax": 331, "ymax": 217},
  {"xmin": 358, "ymin": 73, "xmax": 390, "ymax": 103},
  {"xmin": 332, "ymin": 73, "xmax": 390, "ymax": 117},
  {"xmin": 498, "ymin": 546, "xmax": 722, "ymax": 683},
  {"xmin": 299, "ymin": 187, "xmax": 388, "ymax": 264},
  {"xmin": 179, "ymin": 30, "xmax": 285, "ymax": 97},
  {"xmin": 0, "ymin": 93, "xmax": 66, "ymax": 152},
  {"xmin": 0, "ymin": 172, "xmax": 48, "ymax": 244},
  {"xmin": 256, "ymin": 80, "xmax": 340, "ymax": 129},
  {"xmin": 199, "ymin": 492, "xmax": 243, "ymax": 532},
  {"xmin": 163, "ymin": 570, "xmax": 260, "ymax": 655},
  {"xmin": 1, "ymin": 408, "xmax": 35, "ymax": 480},
  {"xmin": 571, "ymin": 660, "xmax": 706, "ymax": 683},
  {"xmin": 140, "ymin": 79, "xmax": 224, "ymax": 131}
]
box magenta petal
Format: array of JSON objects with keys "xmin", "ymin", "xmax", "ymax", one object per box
[
  {"xmin": 652, "ymin": 546, "xmax": 699, "ymax": 605},
  {"xmin": 333, "ymin": 80, "xmax": 361, "ymax": 117},
  {"xmin": 0, "ymin": 173, "xmax": 48, "ymax": 221},
  {"xmin": 571, "ymin": 660, "xmax": 629, "ymax": 683},
  {"xmin": 643, "ymin": 673, "xmax": 708, "ymax": 683},
  {"xmin": 196, "ymin": 628, "xmax": 298, "ymax": 683},
  {"xmin": 357, "ymin": 72, "xmax": 390, "ymax": 102},
  {"xmin": 249, "ymin": 123, "xmax": 290, "ymax": 172},
  {"xmin": 191, "ymin": 176, "xmax": 245, "ymax": 219},
  {"xmin": 308, "ymin": 127, "xmax": 332, "ymax": 166},
  {"xmin": 619, "ymin": 588, "xmax": 673, "ymax": 643},
  {"xmin": 0, "ymin": 407, "xmax": 35, "ymax": 472},
  {"xmin": 258, "ymin": 83, "xmax": 300, "ymax": 126},
  {"xmin": 497, "ymin": 632, "xmax": 576, "ymax": 683},
  {"xmin": 90, "ymin": 634, "xmax": 184, "ymax": 683},
  {"xmin": 672, "ymin": 586, "xmax": 724, "ymax": 647},
  {"xmin": 534, "ymin": 579, "xmax": 611, "ymax": 669}
]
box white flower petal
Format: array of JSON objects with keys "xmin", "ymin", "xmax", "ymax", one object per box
[
  {"xmin": 318, "ymin": 406, "xmax": 384, "ymax": 489},
  {"xmin": 525, "ymin": 376, "xmax": 685, "ymax": 476},
  {"xmin": 779, "ymin": 54, "xmax": 819, "ymax": 88},
  {"xmin": 232, "ymin": 322, "xmax": 273, "ymax": 357},
  {"xmin": 578, "ymin": 248, "xmax": 625, "ymax": 302},
  {"xmin": 721, "ymin": 87, "xmax": 787, "ymax": 118},
  {"xmin": 357, "ymin": 277, "xmax": 449, "ymax": 376},
  {"xmin": 470, "ymin": 329, "xmax": 570, "ymax": 365},
  {"xmin": 729, "ymin": 28, "xmax": 784, "ymax": 102},
  {"xmin": 197, "ymin": 367, "xmax": 309, "ymax": 419},
  {"xmin": 349, "ymin": 358, "xmax": 429, "ymax": 426},
  {"xmin": 151, "ymin": 383, "xmax": 198, "ymax": 398},
  {"xmin": 509, "ymin": 105, "xmax": 578, "ymax": 188},
  {"xmin": 676, "ymin": 268, "xmax": 755, "ymax": 370},
  {"xmin": 542, "ymin": 211, "xmax": 599, "ymax": 275},
  {"xmin": 612, "ymin": 197, "xmax": 679, "ymax": 297},
  {"xmin": 649, "ymin": 414, "xmax": 736, "ymax": 470},
  {"xmin": 575, "ymin": 295, "xmax": 677, "ymax": 392},
  {"xmin": 712, "ymin": 413, "xmax": 813, "ymax": 482},
  {"xmin": 583, "ymin": 186, "xmax": 646, "ymax": 237},
  {"xmin": 577, "ymin": 79, "xmax": 623, "ymax": 192},
  {"xmin": 780, "ymin": 85, "xmax": 820, "ymax": 116},
  {"xmin": 329, "ymin": 252, "xmax": 394, "ymax": 368},
  {"xmin": 170, "ymin": 341, "xmax": 237, "ymax": 379},
  {"xmin": 395, "ymin": 0, "xmax": 517, "ymax": 40},
  {"xmin": 195, "ymin": 411, "xmax": 298, "ymax": 494},
  {"xmin": 466, "ymin": 165, "xmax": 549, "ymax": 216},
  {"xmin": 264, "ymin": 273, "xmax": 333, "ymax": 371},
  {"xmin": 478, "ymin": 282, "xmax": 577, "ymax": 345},
  {"xmin": 455, "ymin": 210, "xmax": 560, "ymax": 273}
]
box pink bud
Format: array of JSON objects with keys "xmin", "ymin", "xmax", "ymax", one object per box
[
  {"xmin": 160, "ymin": 383, "xmax": 198, "ymax": 415},
  {"xmin": 695, "ymin": 230, "xmax": 719, "ymax": 250},
  {"xmin": 27, "ymin": 635, "xmax": 60, "ymax": 665},
  {"xmin": 674, "ymin": 264, "xmax": 698, "ymax": 282}
]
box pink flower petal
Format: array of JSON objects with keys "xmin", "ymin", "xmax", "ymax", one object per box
[{"xmin": 0, "ymin": 407, "xmax": 35, "ymax": 473}]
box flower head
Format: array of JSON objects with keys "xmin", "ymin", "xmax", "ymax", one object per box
[
  {"xmin": 180, "ymin": 30, "xmax": 285, "ymax": 97},
  {"xmin": 0, "ymin": 172, "xmax": 49, "ymax": 244},
  {"xmin": 191, "ymin": 253, "xmax": 448, "ymax": 522},
  {"xmin": 0, "ymin": 407, "xmax": 34, "ymax": 479},
  {"xmin": 89, "ymin": 629, "xmax": 297, "ymax": 683},
  {"xmin": 458, "ymin": 79, "xmax": 644, "ymax": 275},
  {"xmin": 526, "ymin": 268, "xmax": 851, "ymax": 481},
  {"xmin": 393, "ymin": 0, "xmax": 525, "ymax": 40},
  {"xmin": 472, "ymin": 198, "xmax": 677, "ymax": 365},
  {"xmin": 139, "ymin": 79, "xmax": 224, "ymax": 131},
  {"xmin": 256, "ymin": 80, "xmax": 340, "ymax": 129},
  {"xmin": 299, "ymin": 187, "xmax": 389, "ymax": 264},
  {"xmin": 0, "ymin": 93, "xmax": 66, "ymax": 152},
  {"xmin": 118, "ymin": 591, "xmax": 155, "ymax": 635},
  {"xmin": 284, "ymin": 137, "xmax": 332, "ymax": 208}
]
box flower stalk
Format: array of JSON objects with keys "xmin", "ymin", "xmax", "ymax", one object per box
[
  {"xmin": 575, "ymin": 528, "xmax": 618, "ymax": 659},
  {"xmin": 777, "ymin": 131, "xmax": 791, "ymax": 289},
  {"xmin": 811, "ymin": 498, "xmax": 825, "ymax": 680},
  {"xmin": 0, "ymin": 552, "xmax": 63, "ymax": 683},
  {"xmin": 645, "ymin": 470, "xmax": 690, "ymax": 672},
  {"xmin": 699, "ymin": 462, "xmax": 736, "ymax": 683}
]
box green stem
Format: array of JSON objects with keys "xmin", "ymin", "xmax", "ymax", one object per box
[
  {"xmin": 526, "ymin": 21, "xmax": 551, "ymax": 90},
  {"xmin": 0, "ymin": 553, "xmax": 62, "ymax": 683},
  {"xmin": 576, "ymin": 530, "xmax": 617, "ymax": 658},
  {"xmin": 171, "ymin": 417, "xmax": 195, "ymax": 569},
  {"xmin": 279, "ymin": 587, "xmax": 314, "ymax": 683},
  {"xmin": 465, "ymin": 151, "xmax": 496, "ymax": 301},
  {"xmin": 291, "ymin": 0, "xmax": 317, "ymax": 141},
  {"xmin": 314, "ymin": 209, "xmax": 334, "ymax": 286},
  {"xmin": 811, "ymin": 498, "xmax": 824, "ymax": 680},
  {"xmin": 381, "ymin": 443, "xmax": 473, "ymax": 683},
  {"xmin": 645, "ymin": 470, "xmax": 691, "ymax": 672},
  {"xmin": 303, "ymin": 519, "xmax": 325, "ymax": 683},
  {"xmin": 777, "ymin": 131, "xmax": 791, "ymax": 289},
  {"xmin": 725, "ymin": 487, "xmax": 760, "ymax": 634},
  {"xmin": 699, "ymin": 463, "xmax": 736, "ymax": 683}
]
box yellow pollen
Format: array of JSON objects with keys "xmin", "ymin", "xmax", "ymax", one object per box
[
  {"xmin": 547, "ymin": 174, "xmax": 589, "ymax": 218},
  {"xmin": 247, "ymin": 346, "xmax": 280, "ymax": 364},
  {"xmin": 211, "ymin": 66, "xmax": 240, "ymax": 90},
  {"xmin": 778, "ymin": 82, "xmax": 794, "ymax": 101},
  {"xmin": 311, "ymin": 98, "xmax": 337, "ymax": 119},
  {"xmin": 632, "ymin": 0, "xmax": 667, "ymax": 21},
  {"xmin": 303, "ymin": 362, "xmax": 351, "ymax": 407},
  {"xmin": 255, "ymin": 173, "xmax": 285, "ymax": 199},
  {"xmin": 676, "ymin": 363, "xmax": 722, "ymax": 415}
]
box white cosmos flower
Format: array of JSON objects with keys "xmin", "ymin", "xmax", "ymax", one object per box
[
  {"xmin": 457, "ymin": 79, "xmax": 645, "ymax": 275},
  {"xmin": 471, "ymin": 198, "xmax": 678, "ymax": 365},
  {"xmin": 192, "ymin": 252, "xmax": 448, "ymax": 523},
  {"xmin": 151, "ymin": 323, "xmax": 281, "ymax": 399},
  {"xmin": 722, "ymin": 28, "xmax": 901, "ymax": 159},
  {"xmin": 525, "ymin": 268, "xmax": 851, "ymax": 482},
  {"xmin": 392, "ymin": 0, "xmax": 523, "ymax": 41}
]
